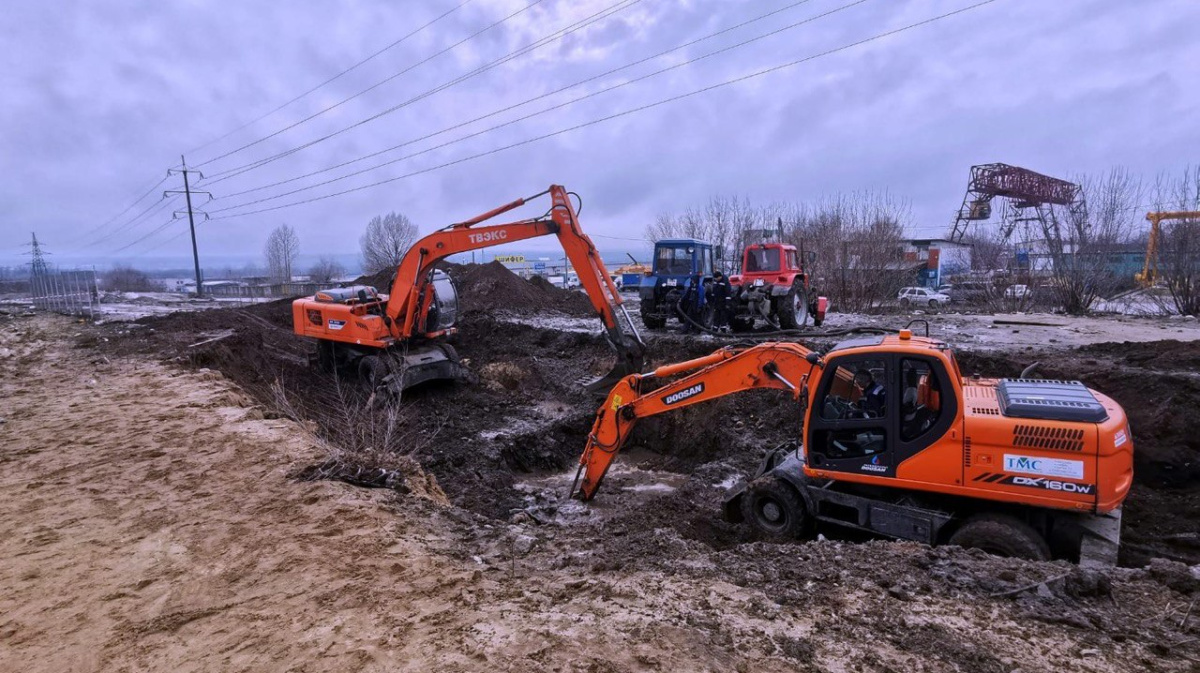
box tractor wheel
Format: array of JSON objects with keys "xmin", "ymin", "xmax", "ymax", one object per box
[
  {"xmin": 357, "ymin": 354, "xmax": 389, "ymax": 392},
  {"xmin": 741, "ymin": 477, "xmax": 809, "ymax": 539},
  {"xmin": 640, "ymin": 299, "xmax": 666, "ymax": 329},
  {"xmin": 776, "ymin": 283, "xmax": 808, "ymax": 330},
  {"xmin": 948, "ymin": 514, "xmax": 1050, "ymax": 561}
]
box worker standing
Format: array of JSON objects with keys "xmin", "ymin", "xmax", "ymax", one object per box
[{"xmin": 711, "ymin": 270, "xmax": 732, "ymax": 332}]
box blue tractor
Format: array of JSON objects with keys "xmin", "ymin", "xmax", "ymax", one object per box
[{"xmin": 638, "ymin": 238, "xmax": 715, "ymax": 330}]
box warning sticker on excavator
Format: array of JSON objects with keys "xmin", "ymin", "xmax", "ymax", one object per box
[
  {"xmin": 327, "ymin": 319, "xmax": 346, "ymax": 331},
  {"xmin": 610, "ymin": 394, "xmax": 623, "ymax": 411}
]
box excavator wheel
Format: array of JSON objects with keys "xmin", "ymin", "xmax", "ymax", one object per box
[
  {"xmin": 315, "ymin": 340, "xmax": 337, "ymax": 373},
  {"xmin": 948, "ymin": 514, "xmax": 1050, "ymax": 561},
  {"xmin": 357, "ymin": 354, "xmax": 389, "ymax": 392},
  {"xmin": 741, "ymin": 476, "xmax": 809, "ymax": 538}
]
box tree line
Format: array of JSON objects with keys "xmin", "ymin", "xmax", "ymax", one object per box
[
  {"xmin": 646, "ymin": 166, "xmax": 1200, "ymax": 315},
  {"xmin": 262, "ymin": 212, "xmax": 418, "ymax": 284}
]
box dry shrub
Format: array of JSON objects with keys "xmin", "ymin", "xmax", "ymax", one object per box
[{"xmin": 270, "ymin": 375, "xmax": 448, "ymax": 505}]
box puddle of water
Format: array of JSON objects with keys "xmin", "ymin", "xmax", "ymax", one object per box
[{"xmin": 513, "ymin": 457, "xmax": 689, "ymax": 527}]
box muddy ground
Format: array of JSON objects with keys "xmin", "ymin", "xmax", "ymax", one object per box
[{"xmin": 3, "ymin": 263, "xmax": 1200, "ymax": 671}]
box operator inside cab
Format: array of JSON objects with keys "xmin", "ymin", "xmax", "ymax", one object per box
[{"xmin": 854, "ymin": 369, "xmax": 886, "ymax": 418}]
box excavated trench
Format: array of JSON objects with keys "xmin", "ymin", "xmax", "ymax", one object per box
[{"xmin": 89, "ymin": 262, "xmax": 1200, "ymax": 567}]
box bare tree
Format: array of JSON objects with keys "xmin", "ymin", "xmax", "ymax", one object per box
[
  {"xmin": 308, "ymin": 256, "xmax": 346, "ymax": 284},
  {"xmin": 785, "ymin": 191, "xmax": 911, "ymax": 311},
  {"xmin": 360, "ymin": 212, "xmax": 417, "ymax": 274},
  {"xmin": 646, "ymin": 190, "xmax": 911, "ymax": 310},
  {"xmin": 1154, "ymin": 166, "xmax": 1200, "ymax": 315},
  {"xmin": 1040, "ymin": 168, "xmax": 1142, "ymax": 314},
  {"xmin": 265, "ymin": 224, "xmax": 300, "ymax": 282}
]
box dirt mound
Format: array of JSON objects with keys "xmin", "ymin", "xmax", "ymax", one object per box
[
  {"xmin": 452, "ymin": 262, "xmax": 594, "ymax": 316},
  {"xmin": 357, "ymin": 261, "xmax": 595, "ymax": 317},
  {"xmin": 1079, "ymin": 338, "xmax": 1200, "ymax": 371}
]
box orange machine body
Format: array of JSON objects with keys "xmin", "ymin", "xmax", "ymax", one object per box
[
  {"xmin": 291, "ymin": 185, "xmax": 644, "ymax": 390},
  {"xmin": 575, "ymin": 333, "xmax": 1133, "ymax": 518}
]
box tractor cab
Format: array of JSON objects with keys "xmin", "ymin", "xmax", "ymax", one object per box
[
  {"xmin": 727, "ymin": 242, "xmax": 824, "ymax": 330},
  {"xmin": 638, "ymin": 239, "xmax": 715, "ymax": 329},
  {"xmin": 732, "ymin": 243, "xmax": 808, "ymax": 286}
]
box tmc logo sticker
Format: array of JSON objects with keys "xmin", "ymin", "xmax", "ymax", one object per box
[{"xmin": 1003, "ymin": 453, "xmax": 1083, "ymax": 480}]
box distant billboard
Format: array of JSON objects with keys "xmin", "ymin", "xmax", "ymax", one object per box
[{"xmin": 495, "ymin": 255, "xmax": 525, "ymax": 263}]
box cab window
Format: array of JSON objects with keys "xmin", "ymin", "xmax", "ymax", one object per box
[
  {"xmin": 654, "ymin": 246, "xmax": 693, "ymax": 275},
  {"xmin": 787, "ymin": 250, "xmax": 800, "ymax": 270},
  {"xmin": 819, "ymin": 359, "xmax": 887, "ymax": 420},
  {"xmin": 812, "ymin": 358, "xmax": 889, "ymax": 460},
  {"xmin": 900, "ymin": 358, "xmax": 942, "ymax": 441},
  {"xmin": 701, "ymin": 247, "xmax": 713, "ymax": 276},
  {"xmin": 745, "ymin": 247, "xmax": 781, "ymax": 272}
]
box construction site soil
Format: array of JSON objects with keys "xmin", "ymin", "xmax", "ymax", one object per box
[{"xmin": 42, "ymin": 263, "xmax": 1199, "ymax": 669}]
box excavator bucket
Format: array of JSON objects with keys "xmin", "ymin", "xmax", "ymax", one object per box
[{"xmin": 580, "ymin": 332, "xmax": 645, "ymax": 394}]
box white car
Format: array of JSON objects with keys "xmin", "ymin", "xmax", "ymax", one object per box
[
  {"xmin": 1004, "ymin": 284, "xmax": 1030, "ymax": 299},
  {"xmin": 898, "ymin": 286, "xmax": 951, "ymax": 307}
]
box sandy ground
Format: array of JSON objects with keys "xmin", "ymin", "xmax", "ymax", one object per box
[{"xmin": 2, "ymin": 314, "xmax": 1199, "ymax": 672}]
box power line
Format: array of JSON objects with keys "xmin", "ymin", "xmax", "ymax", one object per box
[
  {"xmin": 84, "ymin": 193, "xmax": 183, "ymax": 249},
  {"xmin": 201, "ymin": 0, "xmax": 640, "ymax": 184},
  {"xmin": 214, "ymin": 0, "xmax": 1001, "ymax": 221},
  {"xmin": 111, "ymin": 214, "xmax": 180, "ymax": 254},
  {"xmin": 195, "ymin": 0, "xmax": 550, "ymax": 168},
  {"xmin": 185, "ymin": 0, "xmax": 476, "ymax": 158},
  {"xmin": 215, "ymin": 0, "xmax": 826, "ymax": 201},
  {"xmin": 209, "ymin": 0, "xmax": 871, "ymax": 214},
  {"xmin": 73, "ymin": 174, "xmax": 170, "ymax": 246}
]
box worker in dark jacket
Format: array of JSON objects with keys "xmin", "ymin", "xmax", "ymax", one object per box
[
  {"xmin": 855, "ymin": 369, "xmax": 886, "ymax": 417},
  {"xmin": 711, "ymin": 270, "xmax": 732, "ymax": 332}
]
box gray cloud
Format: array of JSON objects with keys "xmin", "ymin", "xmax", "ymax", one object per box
[{"xmin": 2, "ymin": 0, "xmax": 1197, "ymax": 267}]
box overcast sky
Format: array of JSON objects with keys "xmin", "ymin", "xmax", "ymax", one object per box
[{"xmin": 3, "ymin": 0, "xmax": 1198, "ymax": 268}]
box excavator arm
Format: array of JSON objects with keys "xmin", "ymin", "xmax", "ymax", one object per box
[
  {"xmin": 572, "ymin": 342, "xmax": 824, "ymax": 500},
  {"xmin": 384, "ymin": 185, "xmax": 645, "ymax": 390}
]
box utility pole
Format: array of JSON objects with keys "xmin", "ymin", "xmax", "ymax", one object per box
[{"xmin": 166, "ymin": 155, "xmax": 211, "ymax": 297}]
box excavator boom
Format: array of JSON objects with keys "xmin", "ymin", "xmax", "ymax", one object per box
[
  {"xmin": 383, "ymin": 185, "xmax": 644, "ymax": 390},
  {"xmin": 573, "ymin": 342, "xmax": 821, "ymax": 500}
]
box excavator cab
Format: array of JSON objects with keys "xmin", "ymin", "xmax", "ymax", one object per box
[
  {"xmin": 805, "ymin": 347, "xmax": 957, "ymax": 479},
  {"xmin": 424, "ymin": 270, "xmax": 459, "ymax": 333}
]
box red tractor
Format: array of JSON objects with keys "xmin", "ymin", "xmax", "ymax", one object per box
[{"xmin": 729, "ymin": 243, "xmax": 826, "ymax": 331}]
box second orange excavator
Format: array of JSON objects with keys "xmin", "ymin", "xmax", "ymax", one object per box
[
  {"xmin": 291, "ymin": 185, "xmax": 644, "ymax": 394},
  {"xmin": 574, "ymin": 332, "xmax": 1132, "ymax": 564}
]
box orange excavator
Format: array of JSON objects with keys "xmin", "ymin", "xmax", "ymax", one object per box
[
  {"xmin": 573, "ymin": 332, "xmax": 1133, "ymax": 564},
  {"xmin": 292, "ymin": 185, "xmax": 644, "ymax": 393}
]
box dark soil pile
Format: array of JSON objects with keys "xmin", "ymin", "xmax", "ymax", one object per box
[{"xmin": 358, "ymin": 261, "xmax": 595, "ymax": 316}]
